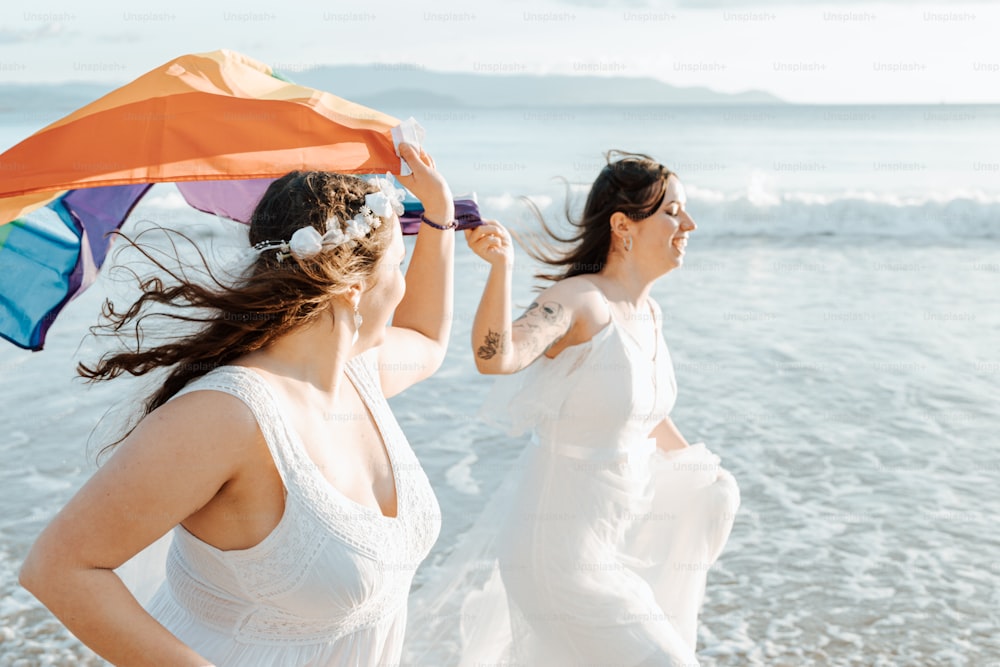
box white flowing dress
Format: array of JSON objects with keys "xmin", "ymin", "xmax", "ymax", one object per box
[
  {"xmin": 129, "ymin": 350, "xmax": 441, "ymax": 666},
  {"xmin": 405, "ymin": 289, "xmax": 740, "ymax": 667}
]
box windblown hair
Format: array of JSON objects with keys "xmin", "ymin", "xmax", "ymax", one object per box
[
  {"xmin": 79, "ymin": 171, "xmax": 393, "ymax": 453},
  {"xmin": 520, "ymin": 150, "xmax": 675, "ymax": 282}
]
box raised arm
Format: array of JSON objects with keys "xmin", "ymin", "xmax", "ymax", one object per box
[
  {"xmin": 377, "ymin": 143, "xmax": 455, "ymax": 397},
  {"xmin": 18, "ymin": 391, "xmax": 259, "ymax": 666},
  {"xmin": 466, "ymin": 221, "xmax": 572, "ymax": 375}
]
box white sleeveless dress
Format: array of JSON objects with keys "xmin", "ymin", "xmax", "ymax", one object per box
[
  {"xmin": 141, "ymin": 350, "xmax": 441, "ymax": 666},
  {"xmin": 405, "ymin": 289, "xmax": 740, "ymax": 667}
]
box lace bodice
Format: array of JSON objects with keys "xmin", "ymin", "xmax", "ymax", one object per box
[
  {"xmin": 491, "ymin": 290, "xmax": 678, "ymax": 461},
  {"xmin": 145, "ymin": 349, "xmax": 441, "ymax": 664}
]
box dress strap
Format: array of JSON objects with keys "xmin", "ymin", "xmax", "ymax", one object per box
[
  {"xmin": 581, "ymin": 276, "xmax": 661, "ymax": 361},
  {"xmin": 343, "ymin": 348, "xmax": 383, "ymax": 415},
  {"xmin": 342, "ymin": 348, "xmax": 399, "ymax": 478},
  {"xmin": 170, "ymin": 367, "xmax": 295, "ymax": 487},
  {"xmin": 646, "ymin": 296, "xmax": 661, "ymax": 329}
]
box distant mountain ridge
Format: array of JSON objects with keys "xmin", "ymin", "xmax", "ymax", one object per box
[
  {"xmin": 291, "ymin": 66, "xmax": 784, "ymax": 107},
  {"xmin": 0, "ymin": 67, "xmax": 782, "ymax": 119}
]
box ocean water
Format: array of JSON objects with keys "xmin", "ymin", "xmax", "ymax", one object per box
[{"xmin": 1, "ymin": 105, "xmax": 999, "ymax": 666}]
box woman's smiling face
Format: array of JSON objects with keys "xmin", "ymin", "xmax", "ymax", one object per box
[{"xmin": 630, "ymin": 175, "xmax": 697, "ymax": 275}]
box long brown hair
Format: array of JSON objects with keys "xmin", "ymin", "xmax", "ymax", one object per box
[
  {"xmin": 519, "ymin": 150, "xmax": 675, "ymax": 282},
  {"xmin": 80, "ymin": 171, "xmax": 393, "ymax": 453}
]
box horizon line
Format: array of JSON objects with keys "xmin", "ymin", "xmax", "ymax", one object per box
[{"xmin": 2, "ymin": 65, "xmax": 999, "ymax": 107}]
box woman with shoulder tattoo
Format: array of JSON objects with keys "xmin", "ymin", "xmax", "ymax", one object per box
[{"xmin": 461, "ymin": 151, "xmax": 741, "ymax": 667}]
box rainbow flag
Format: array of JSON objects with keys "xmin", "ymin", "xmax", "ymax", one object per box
[{"xmin": 0, "ymin": 50, "xmax": 471, "ymax": 350}]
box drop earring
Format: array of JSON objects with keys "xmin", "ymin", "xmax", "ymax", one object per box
[
  {"xmin": 624, "ymin": 235, "xmax": 633, "ymax": 252},
  {"xmin": 352, "ymin": 305, "xmax": 363, "ymax": 346}
]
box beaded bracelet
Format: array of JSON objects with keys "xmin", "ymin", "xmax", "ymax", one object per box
[{"xmin": 420, "ymin": 213, "xmax": 458, "ymax": 230}]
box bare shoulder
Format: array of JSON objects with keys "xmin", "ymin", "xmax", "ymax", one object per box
[
  {"xmin": 539, "ymin": 274, "xmax": 595, "ymax": 300},
  {"xmin": 648, "ymin": 296, "xmax": 664, "ymax": 325},
  {"xmin": 119, "ymin": 386, "xmax": 263, "ymax": 467},
  {"xmin": 529, "ymin": 275, "xmax": 604, "ymax": 321},
  {"xmin": 103, "ymin": 386, "xmax": 268, "ymax": 531},
  {"xmin": 19, "ymin": 383, "xmax": 268, "ymax": 576},
  {"xmin": 550, "ymin": 275, "xmax": 611, "ymax": 332},
  {"xmin": 528, "ymin": 275, "xmax": 612, "ymax": 355}
]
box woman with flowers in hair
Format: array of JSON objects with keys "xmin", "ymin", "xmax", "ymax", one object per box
[
  {"xmin": 460, "ymin": 151, "xmax": 741, "ymax": 666},
  {"xmin": 19, "ymin": 143, "xmax": 454, "ymax": 666}
]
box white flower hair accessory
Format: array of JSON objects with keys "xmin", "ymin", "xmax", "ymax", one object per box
[
  {"xmin": 364, "ymin": 172, "xmax": 406, "ymax": 217},
  {"xmin": 365, "ymin": 192, "xmax": 395, "ymax": 219},
  {"xmin": 250, "ymin": 174, "xmax": 406, "ymax": 264},
  {"xmin": 251, "ymin": 215, "xmax": 351, "ymax": 263}
]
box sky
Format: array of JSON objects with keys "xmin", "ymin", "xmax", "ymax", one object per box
[{"xmin": 0, "ymin": 0, "xmax": 997, "ymax": 104}]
